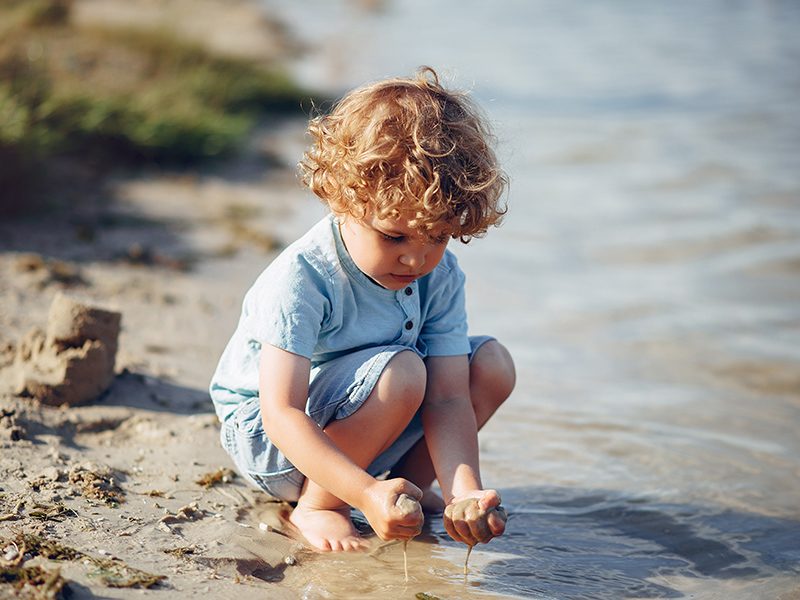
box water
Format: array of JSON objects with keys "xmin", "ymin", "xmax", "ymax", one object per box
[{"xmin": 258, "ymin": 1, "xmax": 800, "ymax": 597}]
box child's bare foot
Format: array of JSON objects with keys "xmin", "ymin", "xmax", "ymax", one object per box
[
  {"xmin": 289, "ymin": 502, "xmax": 368, "ymax": 552},
  {"xmin": 420, "ymin": 487, "xmax": 446, "ymax": 514}
]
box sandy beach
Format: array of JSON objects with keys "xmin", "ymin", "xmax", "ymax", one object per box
[
  {"xmin": 0, "ymin": 2, "xmax": 338, "ymax": 597},
  {"xmin": 2, "ymin": 4, "xmax": 504, "ymax": 598},
  {"xmin": 0, "ymin": 121, "xmax": 331, "ymax": 599},
  {"xmin": 4, "ymin": 1, "xmax": 800, "ymax": 598}
]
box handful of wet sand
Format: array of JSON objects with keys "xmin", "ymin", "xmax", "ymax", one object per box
[
  {"xmin": 444, "ymin": 497, "xmax": 508, "ymax": 574},
  {"xmin": 395, "ymin": 493, "xmax": 423, "ymax": 582},
  {"xmin": 9, "ymin": 293, "xmax": 121, "ymax": 406}
]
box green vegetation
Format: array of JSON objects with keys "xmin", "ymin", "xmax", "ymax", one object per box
[{"xmin": 0, "ymin": 0, "xmax": 313, "ymax": 211}]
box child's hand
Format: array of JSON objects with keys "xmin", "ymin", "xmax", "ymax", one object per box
[
  {"xmin": 360, "ymin": 478, "xmax": 424, "ymax": 541},
  {"xmin": 443, "ymin": 489, "xmax": 507, "ymax": 546}
]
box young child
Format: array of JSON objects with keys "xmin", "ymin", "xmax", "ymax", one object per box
[{"xmin": 210, "ymin": 67, "xmax": 515, "ymax": 552}]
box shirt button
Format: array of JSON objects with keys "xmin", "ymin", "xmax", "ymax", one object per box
[
  {"xmin": 404, "ymin": 320, "xmax": 413, "ymax": 330},
  {"xmin": 404, "ymin": 287, "xmax": 413, "ymax": 296}
]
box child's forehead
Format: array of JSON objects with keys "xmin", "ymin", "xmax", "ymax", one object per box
[
  {"xmin": 369, "ymin": 212, "xmax": 453, "ymax": 241},
  {"xmin": 370, "ymin": 214, "xmax": 414, "ymax": 233}
]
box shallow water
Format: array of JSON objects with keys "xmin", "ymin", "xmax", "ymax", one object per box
[{"xmin": 257, "ymin": 1, "xmax": 800, "ymax": 597}]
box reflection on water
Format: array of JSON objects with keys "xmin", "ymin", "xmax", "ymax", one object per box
[{"xmin": 258, "ymin": 1, "xmax": 799, "ymax": 597}]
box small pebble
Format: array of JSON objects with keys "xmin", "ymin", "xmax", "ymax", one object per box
[
  {"xmin": 3, "ymin": 546, "xmax": 19, "ymax": 561},
  {"xmin": 40, "ymin": 466, "xmax": 60, "ymax": 482}
]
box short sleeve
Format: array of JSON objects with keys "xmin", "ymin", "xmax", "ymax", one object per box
[
  {"xmin": 243, "ymin": 254, "xmax": 331, "ymax": 359},
  {"xmin": 418, "ymin": 255, "xmax": 470, "ymax": 356}
]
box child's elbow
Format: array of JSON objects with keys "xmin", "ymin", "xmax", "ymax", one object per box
[
  {"xmin": 259, "ymin": 396, "xmax": 281, "ymax": 439},
  {"xmin": 259, "ymin": 398, "xmax": 300, "ymax": 443}
]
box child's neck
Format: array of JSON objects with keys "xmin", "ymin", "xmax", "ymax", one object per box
[{"xmin": 337, "ymin": 219, "xmax": 388, "ymax": 289}]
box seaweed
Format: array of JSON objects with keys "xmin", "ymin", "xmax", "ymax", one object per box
[
  {"xmin": 0, "ymin": 564, "xmax": 67, "ymax": 599},
  {"xmin": 0, "ymin": 495, "xmax": 25, "ymax": 522},
  {"xmin": 158, "ymin": 502, "xmax": 205, "ymax": 533},
  {"xmin": 195, "ymin": 467, "xmax": 236, "ymax": 489},
  {"xmin": 163, "ymin": 545, "xmax": 196, "ymax": 558},
  {"xmin": 67, "ymin": 465, "xmax": 124, "ymax": 507},
  {"xmin": 27, "ymin": 502, "xmax": 75, "ymax": 522},
  {"xmin": 86, "ymin": 557, "xmax": 165, "ymax": 588},
  {"xmin": 9, "ymin": 532, "xmax": 81, "ymax": 561},
  {"xmin": 0, "ymin": 532, "xmax": 166, "ymax": 590}
]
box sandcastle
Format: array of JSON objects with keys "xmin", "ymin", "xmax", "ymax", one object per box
[{"xmin": 10, "ymin": 293, "xmax": 121, "ymax": 406}]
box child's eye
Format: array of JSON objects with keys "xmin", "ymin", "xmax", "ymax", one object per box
[{"xmin": 380, "ymin": 232, "xmax": 404, "ymax": 243}]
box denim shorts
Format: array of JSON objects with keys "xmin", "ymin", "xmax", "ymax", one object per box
[{"xmin": 220, "ymin": 335, "xmax": 495, "ymax": 502}]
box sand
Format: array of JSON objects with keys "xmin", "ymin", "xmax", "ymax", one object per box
[
  {"xmin": 1, "ymin": 3, "xmax": 501, "ymax": 597},
  {"xmin": 0, "ymin": 147, "xmax": 315, "ymax": 600},
  {"xmin": 0, "ymin": 2, "xmax": 334, "ymax": 597}
]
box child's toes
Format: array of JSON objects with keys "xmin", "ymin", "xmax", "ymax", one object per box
[{"xmin": 344, "ymin": 536, "xmax": 368, "ymax": 552}]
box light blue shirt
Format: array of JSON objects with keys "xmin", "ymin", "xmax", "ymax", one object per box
[{"xmin": 209, "ymin": 214, "xmax": 470, "ymax": 422}]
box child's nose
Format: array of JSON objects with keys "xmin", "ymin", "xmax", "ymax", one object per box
[{"xmin": 400, "ymin": 251, "xmax": 424, "ymax": 269}]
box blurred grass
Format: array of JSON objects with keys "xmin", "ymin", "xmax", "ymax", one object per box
[{"xmin": 0, "ymin": 0, "xmax": 313, "ymax": 213}]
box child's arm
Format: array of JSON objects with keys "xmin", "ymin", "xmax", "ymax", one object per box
[
  {"xmin": 422, "ymin": 354, "xmax": 506, "ymax": 544},
  {"xmin": 258, "ymin": 344, "xmax": 422, "ymax": 540}
]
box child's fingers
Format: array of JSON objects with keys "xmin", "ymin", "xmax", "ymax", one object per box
[
  {"xmin": 477, "ymin": 489, "xmax": 501, "ymax": 511},
  {"xmin": 471, "ymin": 512, "xmax": 493, "ymax": 544},
  {"xmin": 445, "ymin": 498, "xmax": 475, "ymax": 545},
  {"xmin": 462, "ymin": 498, "xmax": 493, "ymax": 544},
  {"xmin": 393, "ymin": 478, "xmax": 423, "ymax": 501},
  {"xmin": 443, "ymin": 510, "xmax": 462, "ymax": 543},
  {"xmin": 487, "ymin": 506, "xmax": 507, "ymax": 537},
  {"xmin": 445, "ymin": 496, "xmax": 507, "ymax": 545},
  {"xmin": 453, "ymin": 518, "xmax": 477, "ymax": 546},
  {"xmin": 396, "ymin": 523, "xmax": 423, "ymax": 539},
  {"xmin": 397, "ymin": 510, "xmax": 423, "ymax": 528}
]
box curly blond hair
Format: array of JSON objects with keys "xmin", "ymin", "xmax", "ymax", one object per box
[{"xmin": 299, "ymin": 67, "xmax": 507, "ymax": 242}]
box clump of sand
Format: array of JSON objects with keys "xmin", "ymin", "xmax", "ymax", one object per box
[{"xmin": 6, "ymin": 293, "xmax": 121, "ymax": 406}]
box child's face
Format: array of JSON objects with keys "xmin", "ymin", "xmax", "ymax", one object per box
[{"xmin": 339, "ymin": 213, "xmax": 449, "ymax": 290}]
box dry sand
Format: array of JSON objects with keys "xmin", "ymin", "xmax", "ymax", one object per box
[
  {"xmin": 0, "ymin": 114, "xmax": 330, "ymax": 597},
  {"xmin": 0, "ymin": 2, "xmax": 337, "ymax": 597}
]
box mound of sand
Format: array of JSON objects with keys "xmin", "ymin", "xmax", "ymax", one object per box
[{"xmin": 7, "ymin": 293, "xmax": 121, "ymax": 406}]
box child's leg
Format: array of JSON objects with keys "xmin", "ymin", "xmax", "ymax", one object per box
[
  {"xmin": 388, "ymin": 340, "xmax": 516, "ymax": 511},
  {"xmin": 290, "ymin": 350, "xmax": 426, "ymax": 552}
]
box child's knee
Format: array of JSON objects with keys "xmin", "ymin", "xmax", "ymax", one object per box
[
  {"xmin": 471, "ymin": 340, "xmax": 515, "ymax": 408},
  {"xmin": 375, "ymin": 350, "xmax": 426, "ymax": 411}
]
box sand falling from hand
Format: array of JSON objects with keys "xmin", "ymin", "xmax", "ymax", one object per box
[
  {"xmin": 444, "ymin": 497, "xmax": 508, "ymax": 576},
  {"xmin": 394, "ymin": 493, "xmax": 423, "ymax": 582}
]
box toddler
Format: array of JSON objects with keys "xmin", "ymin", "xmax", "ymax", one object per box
[{"xmin": 210, "ymin": 67, "xmax": 515, "ymax": 552}]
